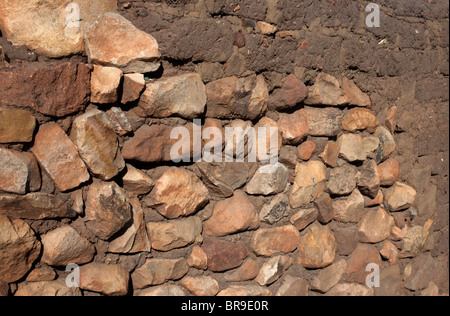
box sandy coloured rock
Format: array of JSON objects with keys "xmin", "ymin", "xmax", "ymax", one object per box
[
  {"xmin": 278, "ymin": 110, "xmax": 309, "ymax": 145},
  {"xmin": 384, "ymin": 182, "xmax": 417, "ymax": 212},
  {"xmin": 122, "ymin": 164, "xmax": 155, "ymax": 196},
  {"xmin": 342, "ymin": 108, "xmax": 378, "ymax": 132},
  {"xmin": 0, "ymin": 149, "xmax": 41, "ymax": 194},
  {"xmin": 121, "ymin": 73, "xmax": 145, "ymax": 104},
  {"xmin": 251, "ymin": 225, "xmax": 300, "ymax": 257},
  {"xmin": 79, "ymin": 263, "xmax": 129, "ymax": 296},
  {"xmin": 90, "ymin": 65, "xmax": 123, "ymax": 104},
  {"xmin": 358, "ymin": 207, "xmax": 395, "ymax": 243},
  {"xmin": 245, "ymin": 163, "xmax": 289, "ymax": 196},
  {"xmin": 132, "ymin": 258, "xmax": 189, "ymax": 289},
  {"xmin": 290, "ymin": 160, "xmax": 327, "ymax": 208},
  {"xmin": 256, "ymin": 256, "xmax": 293, "ymax": 286},
  {"xmin": 0, "ymin": 108, "xmax": 36, "ymax": 143},
  {"xmin": 332, "ymin": 189, "xmax": 365, "ymax": 223}
]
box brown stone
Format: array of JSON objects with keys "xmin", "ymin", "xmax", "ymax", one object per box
[
  {"xmin": 319, "ymin": 141, "xmax": 340, "ymax": 167},
  {"xmin": 122, "ymin": 164, "xmax": 154, "ymax": 196},
  {"xmin": 201, "ymin": 239, "xmax": 248, "ymax": 272},
  {"xmin": 149, "ymin": 168, "xmax": 209, "ymax": 219},
  {"xmin": 217, "ymin": 285, "xmax": 271, "ymax": 296},
  {"xmin": 384, "ymin": 182, "xmax": 417, "ymax": 212},
  {"xmin": 15, "ymin": 279, "xmax": 82, "ymax": 297},
  {"xmin": 224, "ymin": 259, "xmax": 260, "ymax": 282},
  {"xmin": 380, "ymin": 240, "xmax": 399, "ymax": 265},
  {"xmin": 364, "ymin": 189, "xmax": 384, "ymax": 207},
  {"xmin": 180, "ymin": 276, "xmax": 220, "ymax": 296},
  {"xmin": 121, "ymin": 73, "xmax": 145, "ymax": 104},
  {"xmin": 290, "ymin": 208, "xmax": 318, "ymax": 231},
  {"xmin": 342, "ymin": 108, "xmax": 378, "ymax": 132},
  {"xmin": 188, "ymin": 246, "xmax": 208, "ymax": 270},
  {"xmin": 345, "ymin": 244, "xmax": 382, "ymax": 284},
  {"xmin": 26, "ymin": 266, "xmax": 56, "ymax": 282},
  {"xmin": 106, "ymin": 107, "xmax": 133, "ymax": 136},
  {"xmin": 254, "ymin": 117, "xmax": 282, "ymax": 161},
  {"xmin": 311, "ymin": 259, "xmax": 347, "ymax": 293},
  {"xmin": 314, "ymin": 193, "xmax": 335, "ymax": 224},
  {"xmin": 256, "ymin": 256, "xmax": 293, "ymax": 286},
  {"xmin": 357, "ymin": 160, "xmax": 380, "ymax": 198},
  {"xmin": 0, "ymin": 108, "xmax": 36, "ymax": 143},
  {"xmin": 332, "ymin": 189, "xmax": 365, "ymax": 223},
  {"xmin": 251, "ymin": 225, "xmax": 300, "ymax": 256},
  {"xmin": 269, "ymin": 74, "xmax": 309, "ymax": 110},
  {"xmin": 204, "ymin": 190, "xmax": 259, "ymax": 237},
  {"xmin": 31, "ymin": 123, "xmax": 90, "ymax": 192},
  {"xmin": 403, "ymin": 253, "xmax": 437, "ymax": 291},
  {"xmin": 333, "ymin": 225, "xmax": 359, "ymax": 256},
  {"xmin": 275, "ymin": 275, "xmax": 309, "ymax": 296},
  {"xmin": 80, "ymin": 263, "xmax": 129, "ymax": 296},
  {"xmin": 377, "ymin": 158, "xmax": 400, "ymax": 187},
  {"xmin": 0, "ymin": 216, "xmax": 41, "ymax": 283},
  {"xmin": 245, "ymin": 163, "xmax": 289, "ymax": 196},
  {"xmin": 298, "ymin": 222, "xmax": 337, "ymax": 269},
  {"xmin": 327, "ymin": 164, "xmax": 358, "ymax": 196},
  {"xmin": 290, "ymin": 160, "xmax": 327, "ymax": 208},
  {"xmin": 139, "ymin": 284, "xmax": 186, "ymax": 296},
  {"xmin": 297, "ymin": 140, "xmax": 316, "ymax": 161},
  {"xmin": 0, "ymin": 149, "xmax": 41, "ymax": 194},
  {"xmin": 358, "ymin": 207, "xmax": 395, "ymax": 243},
  {"xmin": 374, "ymin": 126, "xmax": 396, "ymax": 163},
  {"xmin": 337, "ymin": 133, "xmax": 366, "ymax": 162},
  {"xmin": 132, "ymin": 258, "xmax": 189, "ymax": 289},
  {"xmin": 385, "ymin": 106, "xmax": 398, "ymax": 134},
  {"xmin": 260, "ymin": 194, "xmax": 290, "ymax": 224},
  {"xmin": 0, "ymin": 63, "xmax": 90, "ymax": 117},
  {"xmin": 304, "ymin": 107, "xmax": 344, "ymax": 137},
  {"xmin": 400, "ymin": 220, "xmax": 433, "ymax": 258},
  {"xmin": 305, "ymin": 73, "xmax": 350, "ymax": 106},
  {"xmin": 90, "ymin": 65, "xmax": 123, "ymax": 104},
  {"xmin": 278, "ymin": 110, "xmax": 309, "ymax": 145},
  {"xmin": 341, "ymin": 77, "xmax": 371, "ymax": 107},
  {"xmin": 326, "ymin": 283, "xmax": 374, "ymax": 296}
]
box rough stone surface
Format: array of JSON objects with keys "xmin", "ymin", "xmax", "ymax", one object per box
[
  {"xmin": 342, "ymin": 108, "xmax": 378, "ymax": 132},
  {"xmin": 256, "ymin": 255, "xmax": 293, "ymax": 286},
  {"xmin": 404, "ymin": 253, "xmax": 437, "ymax": 291},
  {"xmin": 338, "ymin": 133, "xmax": 366, "ymax": 162},
  {"xmin": 269, "ymin": 74, "xmax": 308, "ymax": 110},
  {"xmin": 180, "ymin": 276, "xmax": 220, "ymax": 296},
  {"xmin": 384, "ymin": 182, "xmax": 417, "ymax": 212},
  {"xmin": 311, "ymin": 259, "xmax": 347, "ymax": 293},
  {"xmin": 345, "ymin": 244, "xmax": 382, "ymax": 284},
  {"xmin": 327, "ymin": 164, "xmax": 358, "ymax": 196},
  {"xmin": 0, "ymin": 108, "xmax": 36, "ymax": 143},
  {"xmin": 0, "ymin": 149, "xmax": 41, "ymax": 194},
  {"xmin": 224, "ymin": 259, "xmax": 260, "ymax": 282},
  {"xmin": 332, "ymin": 189, "xmax": 365, "ymax": 223},
  {"xmin": 15, "ymin": 279, "xmax": 81, "ymax": 297},
  {"xmin": 121, "ymin": 73, "xmax": 145, "ymax": 104},
  {"xmin": 245, "ymin": 163, "xmax": 289, "ymax": 196},
  {"xmin": 275, "ymin": 275, "xmax": 309, "ymax": 296},
  {"xmin": 122, "ymin": 164, "xmax": 155, "ymax": 196},
  {"xmin": 260, "ymin": 194, "xmax": 290, "ymax": 224},
  {"xmin": 319, "ymin": 141, "xmax": 340, "ymax": 168},
  {"xmin": 357, "ymin": 160, "xmax": 380, "ymax": 198},
  {"xmin": 217, "ymin": 285, "xmax": 271, "ymax": 297},
  {"xmin": 90, "ymin": 65, "xmax": 123, "ymax": 104},
  {"xmin": 326, "ymin": 283, "xmax": 374, "ymax": 296},
  {"xmin": 201, "ymin": 239, "xmax": 248, "ymax": 272},
  {"xmin": 304, "ymin": 107, "xmax": 344, "ymax": 137},
  {"xmin": 278, "ymin": 110, "xmax": 309, "ymax": 145},
  {"xmin": 377, "ymin": 158, "xmax": 400, "ymax": 187},
  {"xmin": 251, "ymin": 225, "xmax": 300, "ymax": 257},
  {"xmin": 373, "ymin": 126, "xmax": 396, "ymax": 163},
  {"xmin": 297, "ymin": 140, "xmax": 316, "ymax": 161},
  {"xmin": 290, "ymin": 160, "xmax": 327, "ymax": 208},
  {"xmin": 305, "ymin": 73, "xmax": 350, "ymax": 106},
  {"xmin": 80, "ymin": 263, "xmax": 129, "ymax": 296},
  {"xmin": 358, "ymin": 207, "xmax": 395, "ymax": 244},
  {"xmin": 290, "ymin": 208, "xmax": 318, "ymax": 231},
  {"xmin": 132, "ymin": 258, "xmax": 189, "ymax": 289}
]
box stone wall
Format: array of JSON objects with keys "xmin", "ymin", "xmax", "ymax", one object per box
[{"xmin": 0, "ymin": 0, "xmax": 448, "ymax": 296}]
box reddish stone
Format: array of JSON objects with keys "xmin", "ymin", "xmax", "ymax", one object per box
[
  {"xmin": 297, "ymin": 140, "xmax": 316, "ymax": 161},
  {"xmin": 278, "ymin": 110, "xmax": 309, "ymax": 145},
  {"xmin": 269, "ymin": 74, "xmax": 309, "ymax": 110},
  {"xmin": 345, "ymin": 244, "xmax": 382, "ymax": 284},
  {"xmin": 201, "ymin": 239, "xmax": 248, "ymax": 272}
]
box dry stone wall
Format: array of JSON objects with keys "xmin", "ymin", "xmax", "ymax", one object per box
[{"xmin": 0, "ymin": 0, "xmax": 448, "ymax": 297}]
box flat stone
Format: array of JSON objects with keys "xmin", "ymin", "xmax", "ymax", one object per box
[
  {"xmin": 251, "ymin": 225, "xmax": 300, "ymax": 257},
  {"xmin": 79, "ymin": 263, "xmax": 129, "ymax": 296},
  {"xmin": 311, "ymin": 259, "xmax": 347, "ymax": 293},
  {"xmin": 304, "ymin": 107, "xmax": 344, "ymax": 137},
  {"xmin": 245, "ymin": 163, "xmax": 289, "ymax": 196},
  {"xmin": 122, "ymin": 164, "xmax": 154, "ymax": 196},
  {"xmin": 337, "ymin": 133, "xmax": 366, "ymax": 162},
  {"xmin": 342, "ymin": 108, "xmax": 378, "ymax": 132},
  {"xmin": 217, "ymin": 285, "xmax": 271, "ymax": 296},
  {"xmin": 275, "ymin": 275, "xmax": 309, "ymax": 296},
  {"xmin": 345, "ymin": 244, "xmax": 381, "ymax": 284},
  {"xmin": 256, "ymin": 256, "xmax": 293, "ymax": 286},
  {"xmin": 31, "ymin": 123, "xmax": 90, "ymax": 192},
  {"xmin": 0, "ymin": 108, "xmax": 36, "ymax": 143},
  {"xmin": 384, "ymin": 182, "xmax": 417, "ymax": 212},
  {"xmin": 377, "ymin": 158, "xmax": 400, "ymax": 187},
  {"xmin": 327, "ymin": 164, "xmax": 358, "ymax": 196},
  {"xmin": 332, "ymin": 189, "xmax": 365, "ymax": 223},
  {"xmin": 90, "ymin": 65, "xmax": 123, "ymax": 104},
  {"xmin": 224, "ymin": 259, "xmax": 260, "ymax": 282},
  {"xmin": 290, "ymin": 208, "xmax": 318, "ymax": 231},
  {"xmin": 15, "ymin": 279, "xmax": 81, "ymax": 297},
  {"xmin": 290, "ymin": 160, "xmax": 327, "ymax": 208},
  {"xmin": 278, "ymin": 110, "xmax": 309, "ymax": 145},
  {"xmin": 297, "ymin": 140, "xmax": 316, "ymax": 161},
  {"xmin": 180, "ymin": 276, "xmax": 220, "ymax": 296},
  {"xmin": 139, "ymin": 284, "xmax": 186, "ymax": 296},
  {"xmin": 201, "ymin": 238, "xmax": 248, "ymax": 272},
  {"xmin": 326, "ymin": 283, "xmax": 374, "ymax": 296},
  {"xmin": 121, "ymin": 73, "xmax": 145, "ymax": 104},
  {"xmin": 298, "ymin": 222, "xmax": 337, "ymax": 269},
  {"xmin": 260, "ymin": 193, "xmax": 290, "ymax": 224},
  {"xmin": 357, "ymin": 160, "xmax": 380, "ymax": 198},
  {"xmin": 319, "ymin": 141, "xmax": 340, "ymax": 167},
  {"xmin": 0, "ymin": 149, "xmax": 41, "ymax": 194},
  {"xmin": 358, "ymin": 207, "xmax": 395, "ymax": 243},
  {"xmin": 132, "ymin": 258, "xmax": 189, "ymax": 289}
]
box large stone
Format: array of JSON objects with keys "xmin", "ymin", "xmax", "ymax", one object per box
[
  {"xmin": 0, "ymin": 149, "xmax": 41, "ymax": 194},
  {"xmin": 290, "ymin": 160, "xmax": 327, "ymax": 208},
  {"xmin": 256, "ymin": 256, "xmax": 293, "ymax": 286},
  {"xmin": 400, "ymin": 220, "xmax": 433, "ymax": 258},
  {"xmin": 269, "ymin": 74, "xmax": 309, "ymax": 110},
  {"xmin": 278, "ymin": 110, "xmax": 309, "ymax": 145},
  {"xmin": 298, "ymin": 222, "xmax": 337, "ymax": 269},
  {"xmin": 260, "ymin": 194, "xmax": 290, "ymax": 224},
  {"xmin": 304, "ymin": 107, "xmax": 344, "ymax": 137},
  {"xmin": 80, "ymin": 263, "xmax": 129, "ymax": 296},
  {"xmin": 132, "ymin": 259, "xmax": 189, "ymax": 289},
  {"xmin": 106, "ymin": 107, "xmax": 133, "ymax": 136},
  {"xmin": 0, "ymin": 216, "xmax": 41, "ymax": 283},
  {"xmin": 327, "ymin": 164, "xmax": 358, "ymax": 196},
  {"xmin": 84, "ymin": 181, "xmax": 132, "ymax": 241},
  {"xmin": 90, "ymin": 65, "xmax": 123, "ymax": 104},
  {"xmin": 358, "ymin": 207, "xmax": 395, "ymax": 243},
  {"xmin": 147, "ymin": 217, "xmax": 202, "ymax": 252},
  {"xmin": 71, "ymin": 109, "xmax": 125, "ymax": 181},
  {"xmin": 311, "ymin": 259, "xmax": 347, "ymax": 293},
  {"xmin": 206, "ymin": 75, "xmax": 268, "ymax": 120},
  {"xmin": 251, "ymin": 225, "xmax": 300, "ymax": 257},
  {"xmin": 342, "ymin": 108, "xmax": 378, "ymax": 132},
  {"xmin": 0, "ymin": 63, "xmax": 90, "ymax": 117},
  {"xmin": 374, "ymin": 265, "xmax": 403, "ymax": 296},
  {"xmin": 85, "ymin": 12, "xmax": 160, "ymax": 73},
  {"xmin": 245, "ymin": 163, "xmax": 289, "ymax": 196},
  {"xmin": 31, "ymin": 123, "xmax": 90, "ymax": 192},
  {"xmin": 180, "ymin": 276, "xmax": 220, "ymax": 297},
  {"xmin": 0, "ymin": 193, "xmax": 72, "ymax": 220},
  {"xmin": 345, "ymin": 244, "xmax": 381, "ymax": 284},
  {"xmin": 337, "ymin": 133, "xmax": 366, "ymax": 162},
  {"xmin": 0, "ymin": 0, "xmax": 118, "ymax": 58},
  {"xmin": 201, "ymin": 239, "xmax": 248, "ymax": 272},
  {"xmin": 204, "ymin": 190, "xmax": 259, "ymax": 237},
  {"xmin": 341, "ymin": 77, "xmax": 371, "ymax": 107},
  {"xmin": 0, "ymin": 108, "xmax": 36, "ymax": 143},
  {"xmin": 332, "ymin": 189, "xmax": 365, "ymax": 223},
  {"xmin": 41, "ymin": 225, "xmax": 94, "ymax": 267},
  {"xmin": 15, "ymin": 280, "xmax": 81, "ymax": 296},
  {"xmin": 135, "ymin": 73, "xmax": 206, "ymax": 119},
  {"xmin": 305, "ymin": 73, "xmax": 350, "ymax": 106},
  {"xmin": 384, "ymin": 182, "xmax": 417, "ymax": 212},
  {"xmin": 297, "ymin": 140, "xmax": 316, "ymax": 161},
  {"xmin": 149, "ymin": 168, "xmax": 209, "ymax": 219}
]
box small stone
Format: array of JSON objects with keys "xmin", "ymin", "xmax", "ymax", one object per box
[
  {"xmin": 297, "ymin": 140, "xmax": 316, "ymax": 161},
  {"xmin": 358, "ymin": 207, "xmax": 395, "ymax": 243},
  {"xmin": 15, "ymin": 279, "xmax": 82, "ymax": 297},
  {"xmin": 357, "ymin": 160, "xmax": 380, "ymax": 198},
  {"xmin": 403, "ymin": 253, "xmax": 437, "ymax": 291},
  {"xmin": 319, "ymin": 141, "xmax": 340, "ymax": 167},
  {"xmin": 233, "ymin": 32, "xmax": 246, "ymax": 48},
  {"xmin": 363, "ymin": 135, "xmax": 381, "ymax": 159},
  {"xmin": 298, "ymin": 222, "xmax": 337, "ymax": 269},
  {"xmin": 278, "ymin": 110, "xmax": 309, "ymax": 145},
  {"xmin": 290, "ymin": 208, "xmax": 318, "ymax": 231},
  {"xmin": 80, "ymin": 263, "xmax": 129, "ymax": 296},
  {"xmin": 377, "ymin": 158, "xmax": 400, "ymax": 187},
  {"xmin": 304, "ymin": 107, "xmax": 344, "ymax": 137},
  {"xmin": 90, "ymin": 65, "xmax": 123, "ymax": 104},
  {"xmin": 269, "ymin": 74, "xmax": 308, "ymax": 111},
  {"xmin": 260, "ymin": 194, "xmax": 290, "ymax": 224},
  {"xmin": 84, "ymin": 181, "xmax": 132, "ymax": 241},
  {"xmin": 333, "ymin": 225, "xmax": 359, "ymax": 256},
  {"xmin": 341, "ymin": 77, "xmax": 371, "ymax": 107},
  {"xmin": 121, "ymin": 73, "xmax": 145, "ymax": 103},
  {"xmin": 41, "ymin": 226, "xmax": 94, "ymax": 267},
  {"xmin": 139, "ymin": 284, "xmax": 186, "ymax": 296},
  {"xmin": 71, "ymin": 109, "xmax": 125, "ymax": 181},
  {"xmin": 204, "ymin": 190, "xmax": 259, "ymax": 237},
  {"xmin": 311, "ymin": 259, "xmax": 347, "ymax": 293},
  {"xmin": 217, "ymin": 285, "xmax": 271, "ymax": 296},
  {"xmin": 326, "ymin": 283, "xmax": 374, "ymax": 296},
  {"xmin": 180, "ymin": 276, "xmax": 220, "ymax": 296},
  {"xmin": 332, "ymin": 189, "xmax": 365, "ymax": 223},
  {"xmin": 384, "ymin": 182, "xmax": 417, "ymax": 212},
  {"xmin": 275, "ymin": 275, "xmax": 309, "ymax": 296},
  {"xmin": 26, "ymin": 266, "xmax": 56, "ymax": 282},
  {"xmin": 400, "ymin": 220, "xmax": 433, "ymax": 258},
  {"xmin": 364, "ymin": 190, "xmax": 384, "ymax": 207},
  {"xmin": 31, "ymin": 123, "xmax": 90, "ymax": 192},
  {"xmin": 122, "ymin": 164, "xmax": 155, "ymax": 196},
  {"xmin": 201, "ymin": 239, "xmax": 248, "ymax": 272},
  {"xmin": 337, "ymin": 133, "xmax": 366, "ymax": 162},
  {"xmin": 0, "ymin": 108, "xmax": 36, "ymax": 143},
  {"xmin": 305, "ymin": 73, "xmax": 349, "ymax": 106},
  {"xmin": 188, "ymin": 246, "xmax": 208, "ymax": 270},
  {"xmin": 224, "ymin": 259, "xmax": 260, "ymax": 282},
  {"xmin": 327, "ymin": 164, "xmax": 358, "ymax": 196},
  {"xmin": 345, "ymin": 244, "xmax": 381, "ymax": 284},
  {"xmin": 0, "ymin": 149, "xmax": 41, "ymax": 194},
  {"xmin": 85, "ymin": 12, "xmax": 160, "ymax": 73},
  {"xmin": 132, "ymin": 258, "xmax": 189, "ymax": 289},
  {"xmin": 342, "ymin": 108, "xmax": 378, "ymax": 132},
  {"xmin": 314, "ymin": 193, "xmax": 335, "ymax": 224},
  {"xmin": 245, "ymin": 163, "xmax": 289, "ymax": 196},
  {"xmin": 136, "ymin": 73, "xmax": 206, "ymax": 119},
  {"xmin": 374, "ymin": 126, "xmax": 396, "ymax": 163},
  {"xmin": 105, "ymin": 107, "xmax": 133, "ymax": 136},
  {"xmin": 251, "ymin": 225, "xmax": 300, "ymax": 256},
  {"xmin": 257, "ymin": 21, "xmax": 277, "ymax": 35},
  {"xmin": 256, "ymin": 256, "xmax": 293, "ymax": 286},
  {"xmin": 279, "ymin": 146, "xmax": 298, "ymax": 169},
  {"xmin": 290, "ymin": 160, "xmax": 327, "ymax": 208},
  {"xmin": 380, "ymin": 241, "xmax": 399, "ymax": 265},
  {"xmin": 147, "ymin": 216, "xmax": 202, "ymax": 252}
]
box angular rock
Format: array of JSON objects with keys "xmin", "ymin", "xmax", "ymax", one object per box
[
  {"xmin": 363, "ymin": 135, "xmax": 381, "ymax": 159},
  {"xmin": 71, "ymin": 109, "xmax": 125, "ymax": 180},
  {"xmin": 327, "ymin": 164, "xmax": 358, "ymax": 196},
  {"xmin": 290, "ymin": 160, "xmax": 327, "ymax": 208},
  {"xmin": 304, "ymin": 107, "xmax": 344, "ymax": 137},
  {"xmin": 90, "ymin": 65, "xmax": 123, "ymax": 104},
  {"xmin": 341, "ymin": 77, "xmax": 371, "ymax": 107},
  {"xmin": 0, "ymin": 216, "xmax": 41, "ymax": 283},
  {"xmin": 260, "ymin": 194, "xmax": 290, "ymax": 224},
  {"xmin": 326, "ymin": 283, "xmax": 374, "ymax": 296},
  {"xmin": 251, "ymin": 225, "xmax": 300, "ymax": 257},
  {"xmin": 380, "ymin": 241, "xmax": 399, "ymax": 265},
  {"xmin": 217, "ymin": 285, "xmax": 271, "ymax": 297},
  {"xmin": 257, "ymin": 21, "xmax": 278, "ymax": 35},
  {"xmin": 224, "ymin": 259, "xmax": 260, "ymax": 282},
  {"xmin": 204, "ymin": 190, "xmax": 259, "ymax": 237},
  {"xmin": 245, "ymin": 163, "xmax": 289, "ymax": 196},
  {"xmin": 345, "ymin": 244, "xmax": 381, "ymax": 284},
  {"xmin": 106, "ymin": 107, "xmax": 133, "ymax": 136},
  {"xmin": 278, "ymin": 110, "xmax": 309, "ymax": 145},
  {"xmin": 0, "ymin": 0, "xmax": 118, "ymax": 57},
  {"xmin": 404, "ymin": 253, "xmax": 437, "ymax": 291},
  {"xmin": 26, "ymin": 266, "xmax": 56, "ymax": 282},
  {"xmin": 132, "ymin": 258, "xmax": 189, "ymax": 289},
  {"xmin": 108, "ymin": 197, "xmax": 151, "ymax": 254},
  {"xmin": 358, "ymin": 207, "xmax": 395, "ymax": 243},
  {"xmin": 314, "ymin": 193, "xmax": 335, "ymax": 224},
  {"xmin": 180, "ymin": 276, "xmax": 220, "ymax": 297},
  {"xmin": 305, "ymin": 73, "xmax": 350, "ymax": 106},
  {"xmin": 85, "ymin": 12, "xmax": 160, "ymax": 73},
  {"xmin": 31, "ymin": 123, "xmax": 90, "ymax": 192},
  {"xmin": 15, "ymin": 279, "xmax": 82, "ymax": 297},
  {"xmin": 298, "ymin": 222, "xmax": 337, "ymax": 269},
  {"xmin": 357, "ymin": 160, "xmax": 380, "ymax": 198},
  {"xmin": 201, "ymin": 239, "xmax": 248, "ymax": 272},
  {"xmin": 342, "ymin": 108, "xmax": 378, "ymax": 132},
  {"xmin": 332, "ymin": 189, "xmax": 365, "ymax": 223},
  {"xmin": 374, "ymin": 265, "xmax": 403, "ymax": 296},
  {"xmin": 0, "ymin": 108, "xmax": 36, "ymax": 143},
  {"xmin": 275, "ymin": 275, "xmax": 309, "ymax": 296},
  {"xmin": 149, "ymin": 168, "xmax": 209, "ymax": 219},
  {"xmin": 206, "ymin": 74, "xmax": 268, "ymax": 120},
  {"xmin": 84, "ymin": 181, "xmax": 132, "ymax": 241},
  {"xmin": 400, "ymin": 220, "xmax": 433, "ymax": 258},
  {"xmin": 121, "ymin": 73, "xmax": 145, "ymax": 104},
  {"xmin": 0, "ymin": 149, "xmax": 41, "ymax": 194},
  {"xmin": 377, "ymin": 158, "xmax": 400, "ymax": 187},
  {"xmin": 311, "ymin": 259, "xmax": 347, "ymax": 293},
  {"xmin": 297, "ymin": 140, "xmax": 316, "ymax": 161},
  {"xmin": 122, "ymin": 164, "xmax": 154, "ymax": 196},
  {"xmin": 0, "ymin": 193, "xmax": 72, "ymax": 220},
  {"xmin": 147, "ymin": 216, "xmax": 202, "ymax": 252},
  {"xmin": 41, "ymin": 225, "xmax": 95, "ymax": 267},
  {"xmin": 374, "ymin": 126, "xmax": 396, "ymax": 163},
  {"xmin": 384, "ymin": 182, "xmax": 417, "ymax": 212},
  {"xmin": 337, "ymin": 133, "xmax": 366, "ymax": 162},
  {"xmin": 319, "ymin": 141, "xmax": 340, "ymax": 167},
  {"xmin": 135, "ymin": 73, "xmax": 206, "ymax": 119},
  {"xmin": 364, "ymin": 190, "xmax": 384, "ymax": 207},
  {"xmin": 139, "ymin": 284, "xmax": 186, "ymax": 296},
  {"xmin": 269, "ymin": 74, "xmax": 308, "ymax": 111},
  {"xmin": 80, "ymin": 263, "xmax": 129, "ymax": 296},
  {"xmin": 256, "ymin": 256, "xmax": 293, "ymax": 286},
  {"xmin": 333, "ymin": 225, "xmax": 359, "ymax": 256},
  {"xmin": 0, "ymin": 62, "xmax": 90, "ymax": 117},
  {"xmin": 290, "ymin": 208, "xmax": 318, "ymax": 231},
  {"xmin": 188, "ymin": 246, "xmax": 208, "ymax": 270}
]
